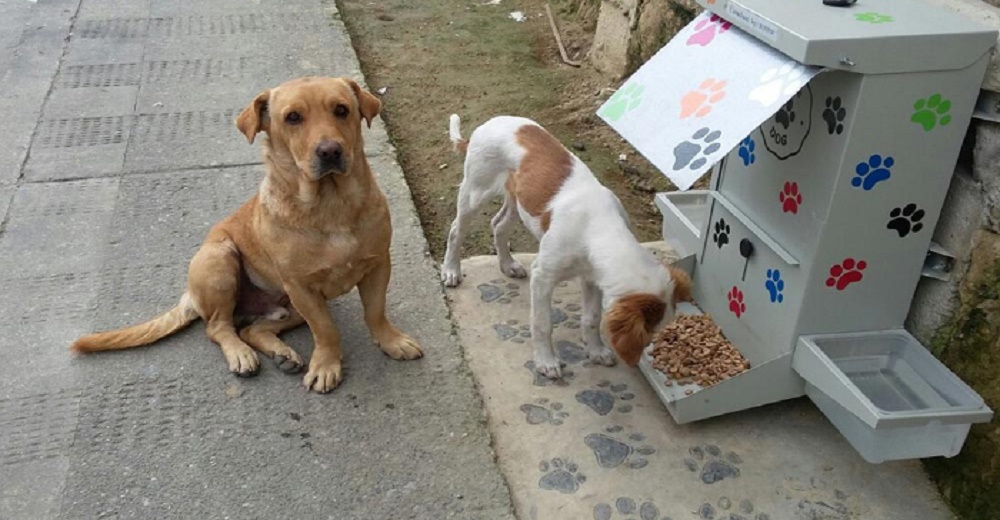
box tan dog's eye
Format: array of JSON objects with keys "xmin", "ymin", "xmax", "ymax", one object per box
[
  {"xmin": 285, "ymin": 112, "xmax": 303, "ymax": 125},
  {"xmin": 334, "ymin": 104, "xmax": 349, "ymax": 118}
]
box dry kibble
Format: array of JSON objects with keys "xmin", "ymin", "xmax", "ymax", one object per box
[{"xmin": 651, "ymin": 314, "xmax": 749, "ymax": 390}]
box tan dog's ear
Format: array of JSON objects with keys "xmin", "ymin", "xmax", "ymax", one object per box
[
  {"xmin": 604, "ymin": 293, "xmax": 666, "ymax": 366},
  {"xmin": 668, "ymin": 267, "xmax": 693, "ymax": 304},
  {"xmin": 235, "ymin": 89, "xmax": 270, "ymax": 144},
  {"xmin": 345, "ymin": 78, "xmax": 381, "ymax": 128}
]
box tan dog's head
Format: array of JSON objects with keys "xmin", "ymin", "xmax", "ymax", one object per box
[
  {"xmin": 603, "ymin": 267, "xmax": 693, "ymax": 366},
  {"xmin": 235, "ymin": 77, "xmax": 381, "ymax": 180}
]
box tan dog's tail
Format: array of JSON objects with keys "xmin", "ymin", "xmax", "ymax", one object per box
[
  {"xmin": 449, "ymin": 114, "xmax": 468, "ymax": 155},
  {"xmin": 71, "ymin": 293, "xmax": 199, "ymax": 353}
]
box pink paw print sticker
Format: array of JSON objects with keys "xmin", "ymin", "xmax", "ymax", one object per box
[
  {"xmin": 826, "ymin": 258, "xmax": 867, "ymax": 291},
  {"xmin": 687, "ymin": 15, "xmax": 732, "ymax": 47},
  {"xmin": 779, "ymin": 182, "xmax": 802, "ymax": 214},
  {"xmin": 727, "ymin": 286, "xmax": 746, "ymax": 318}
]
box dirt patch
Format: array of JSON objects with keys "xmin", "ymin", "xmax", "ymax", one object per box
[{"xmin": 336, "ymin": 0, "xmax": 672, "ymax": 259}]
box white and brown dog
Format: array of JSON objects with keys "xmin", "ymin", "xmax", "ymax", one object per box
[{"xmin": 441, "ymin": 115, "xmax": 691, "ymax": 378}]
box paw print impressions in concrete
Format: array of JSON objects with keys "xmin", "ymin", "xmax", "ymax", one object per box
[
  {"xmin": 594, "ymin": 497, "xmax": 667, "ymax": 520},
  {"xmin": 477, "ymin": 279, "xmax": 521, "ymax": 304},
  {"xmin": 673, "ymin": 127, "xmax": 722, "ymax": 171},
  {"xmin": 681, "ymin": 79, "xmax": 727, "ymax": 119},
  {"xmin": 585, "ymin": 425, "xmax": 656, "ymax": 469},
  {"xmin": 855, "ymin": 11, "xmax": 894, "ymax": 24},
  {"xmin": 712, "ymin": 218, "xmax": 730, "ymax": 249},
  {"xmin": 493, "ymin": 319, "xmax": 531, "ymax": 343},
  {"xmin": 684, "ymin": 444, "xmax": 743, "ymax": 484},
  {"xmin": 727, "ymin": 286, "xmax": 746, "ymax": 318},
  {"xmin": 524, "ymin": 340, "xmax": 587, "ymax": 386},
  {"xmin": 779, "ymin": 181, "xmax": 802, "ymax": 214},
  {"xmin": 686, "ymin": 14, "xmax": 732, "ymax": 47},
  {"xmin": 911, "ymin": 93, "xmax": 952, "ymax": 132},
  {"xmin": 738, "ymin": 136, "xmax": 756, "ymax": 166},
  {"xmin": 887, "ymin": 203, "xmax": 925, "ymax": 238},
  {"xmin": 851, "ymin": 154, "xmax": 893, "ymax": 191},
  {"xmin": 822, "ymin": 96, "xmax": 847, "ymax": 135},
  {"xmin": 826, "ymin": 258, "xmax": 867, "ymax": 291},
  {"xmin": 765, "ymin": 269, "xmax": 784, "ymax": 303},
  {"xmin": 538, "ymin": 457, "xmax": 586, "ymax": 494},
  {"xmin": 601, "ymin": 82, "xmax": 644, "ymax": 122},
  {"xmin": 553, "ymin": 302, "xmax": 582, "ymax": 330},
  {"xmin": 521, "ymin": 398, "xmax": 569, "ymax": 425},
  {"xmin": 576, "ymin": 381, "xmax": 636, "ymax": 416},
  {"xmin": 748, "ymin": 61, "xmax": 807, "ymax": 108},
  {"xmin": 698, "ymin": 496, "xmax": 770, "ymax": 520}
]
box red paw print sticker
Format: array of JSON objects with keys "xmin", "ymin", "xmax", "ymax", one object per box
[
  {"xmin": 727, "ymin": 286, "xmax": 746, "ymax": 318},
  {"xmin": 780, "ymin": 182, "xmax": 802, "ymax": 214},
  {"xmin": 826, "ymin": 258, "xmax": 867, "ymax": 290}
]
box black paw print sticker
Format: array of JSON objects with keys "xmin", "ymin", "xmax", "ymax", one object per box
[
  {"xmin": 775, "ymin": 98, "xmax": 796, "ymax": 130},
  {"xmin": 822, "ymin": 96, "xmax": 847, "ymax": 135},
  {"xmin": 712, "ymin": 218, "xmax": 731, "ymax": 249},
  {"xmin": 520, "ymin": 398, "xmax": 569, "ymax": 425},
  {"xmin": 886, "ymin": 203, "xmax": 925, "ymax": 238},
  {"xmin": 538, "ymin": 457, "xmax": 586, "ymax": 494},
  {"xmin": 576, "ymin": 381, "xmax": 635, "ymax": 416},
  {"xmin": 698, "ymin": 496, "xmax": 770, "ymax": 520},
  {"xmin": 594, "ymin": 497, "xmax": 667, "ymax": 520},
  {"xmin": 585, "ymin": 425, "xmax": 656, "ymax": 469},
  {"xmin": 684, "ymin": 444, "xmax": 743, "ymax": 484}
]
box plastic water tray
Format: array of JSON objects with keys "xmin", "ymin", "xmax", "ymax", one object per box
[{"xmin": 793, "ymin": 330, "xmax": 993, "ymax": 463}]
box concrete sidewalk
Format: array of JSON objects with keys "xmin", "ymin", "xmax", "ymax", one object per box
[{"xmin": 0, "ymin": 0, "xmax": 513, "ymax": 518}]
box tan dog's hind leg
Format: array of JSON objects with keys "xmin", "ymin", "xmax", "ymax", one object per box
[
  {"xmin": 358, "ymin": 255, "xmax": 423, "ymax": 360},
  {"xmin": 188, "ymin": 240, "xmax": 260, "ymax": 376},
  {"xmin": 285, "ymin": 284, "xmax": 343, "ymax": 393},
  {"xmin": 240, "ymin": 308, "xmax": 306, "ymax": 373}
]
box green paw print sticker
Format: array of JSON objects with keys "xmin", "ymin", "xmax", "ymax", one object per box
[
  {"xmin": 855, "ymin": 12, "xmax": 893, "ymax": 24},
  {"xmin": 600, "ymin": 82, "xmax": 644, "ymax": 122},
  {"xmin": 911, "ymin": 93, "xmax": 952, "ymax": 131}
]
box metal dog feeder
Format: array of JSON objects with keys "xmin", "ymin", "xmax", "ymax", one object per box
[{"xmin": 623, "ymin": 0, "xmax": 996, "ymax": 462}]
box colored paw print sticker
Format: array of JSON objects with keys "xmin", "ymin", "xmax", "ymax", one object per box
[
  {"xmin": 687, "ymin": 14, "xmax": 732, "ymax": 47},
  {"xmin": 600, "ymin": 82, "xmax": 644, "ymax": 122},
  {"xmin": 765, "ymin": 269, "xmax": 784, "ymax": 303},
  {"xmin": 822, "ymin": 96, "xmax": 847, "ymax": 135},
  {"xmin": 855, "ymin": 12, "xmax": 894, "ymax": 24},
  {"xmin": 738, "ymin": 136, "xmax": 756, "ymax": 166},
  {"xmin": 779, "ymin": 181, "xmax": 802, "ymax": 214},
  {"xmin": 911, "ymin": 94, "xmax": 952, "ymax": 131},
  {"xmin": 887, "ymin": 203, "xmax": 925, "ymax": 237},
  {"xmin": 680, "ymin": 78, "xmax": 727, "ymax": 119},
  {"xmin": 712, "ymin": 218, "xmax": 730, "ymax": 249},
  {"xmin": 748, "ymin": 61, "xmax": 807, "ymax": 108},
  {"xmin": 727, "ymin": 286, "xmax": 746, "ymax": 318},
  {"xmin": 852, "ymin": 154, "xmax": 893, "ymax": 191},
  {"xmin": 826, "ymin": 258, "xmax": 867, "ymax": 291},
  {"xmin": 672, "ymin": 127, "xmax": 722, "ymax": 171}
]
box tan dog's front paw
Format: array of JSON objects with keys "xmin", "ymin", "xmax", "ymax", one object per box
[
  {"xmin": 303, "ymin": 359, "xmax": 342, "ymax": 393},
  {"xmin": 271, "ymin": 345, "xmax": 304, "ymax": 374},
  {"xmin": 378, "ymin": 331, "xmax": 424, "ymax": 360},
  {"xmin": 225, "ymin": 345, "xmax": 260, "ymax": 377}
]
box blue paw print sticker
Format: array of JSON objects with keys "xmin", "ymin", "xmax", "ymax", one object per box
[
  {"xmin": 852, "ymin": 154, "xmax": 893, "ymax": 190},
  {"xmin": 765, "ymin": 269, "xmax": 784, "ymax": 303},
  {"xmin": 738, "ymin": 136, "xmax": 756, "ymax": 166}
]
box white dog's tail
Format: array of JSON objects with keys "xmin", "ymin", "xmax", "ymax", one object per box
[{"xmin": 449, "ymin": 114, "xmax": 468, "ymax": 155}]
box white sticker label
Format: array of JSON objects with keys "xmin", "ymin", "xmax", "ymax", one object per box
[{"xmin": 725, "ymin": 2, "xmax": 779, "ymax": 42}]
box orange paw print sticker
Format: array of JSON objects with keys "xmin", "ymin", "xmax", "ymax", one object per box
[{"xmin": 680, "ymin": 79, "xmax": 727, "ymax": 119}]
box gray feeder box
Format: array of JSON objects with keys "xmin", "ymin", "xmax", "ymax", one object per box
[{"xmin": 640, "ymin": 0, "xmax": 996, "ymax": 462}]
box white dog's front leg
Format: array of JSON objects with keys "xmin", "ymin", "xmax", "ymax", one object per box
[
  {"xmin": 582, "ymin": 280, "xmax": 615, "ymax": 366},
  {"xmin": 530, "ymin": 265, "xmax": 560, "ymax": 379}
]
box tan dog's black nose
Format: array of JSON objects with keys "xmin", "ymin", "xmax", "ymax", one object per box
[{"xmin": 316, "ymin": 139, "xmax": 343, "ymax": 165}]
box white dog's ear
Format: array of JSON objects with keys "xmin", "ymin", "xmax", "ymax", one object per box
[
  {"xmin": 604, "ymin": 294, "xmax": 666, "ymax": 366},
  {"xmin": 344, "ymin": 78, "xmax": 381, "ymax": 128},
  {"xmin": 235, "ymin": 89, "xmax": 270, "ymax": 144}
]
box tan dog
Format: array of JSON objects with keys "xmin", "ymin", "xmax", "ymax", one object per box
[{"xmin": 71, "ymin": 77, "xmax": 423, "ymax": 393}]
